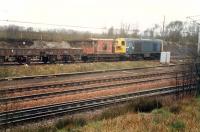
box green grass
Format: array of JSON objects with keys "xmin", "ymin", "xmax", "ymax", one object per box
[
  {"xmin": 170, "ymin": 120, "xmax": 185, "ymax": 131},
  {"xmin": 0, "ymin": 61, "xmax": 160, "ymax": 78}
]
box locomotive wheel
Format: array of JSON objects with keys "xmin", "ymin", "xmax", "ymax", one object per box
[
  {"xmin": 42, "ymin": 56, "xmax": 48, "ymax": 64},
  {"xmin": 16, "ymin": 56, "xmax": 26, "ymax": 64},
  {"xmin": 49, "ymin": 56, "xmax": 57, "ymax": 64}
]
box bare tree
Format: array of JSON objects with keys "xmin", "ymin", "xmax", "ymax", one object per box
[
  {"xmin": 165, "ymin": 21, "xmax": 184, "ymax": 42},
  {"xmin": 107, "ymin": 26, "xmax": 114, "ymax": 38}
]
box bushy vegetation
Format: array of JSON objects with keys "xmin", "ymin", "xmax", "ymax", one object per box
[
  {"xmin": 0, "ymin": 25, "xmax": 92, "ymax": 41},
  {"xmin": 79, "ymin": 96, "xmax": 200, "ymax": 132},
  {"xmin": 132, "ymin": 98, "xmax": 162, "ymax": 112},
  {"xmin": 55, "ymin": 117, "xmax": 86, "ymax": 130},
  {"xmin": 170, "ymin": 120, "xmax": 185, "ymax": 131},
  {"xmin": 169, "ymin": 104, "xmax": 182, "ymax": 114},
  {"xmin": 11, "ymin": 98, "xmax": 162, "ymax": 132},
  {"xmin": 0, "ymin": 24, "xmax": 139, "ymax": 42},
  {"xmin": 0, "ymin": 19, "xmax": 198, "ymax": 43}
]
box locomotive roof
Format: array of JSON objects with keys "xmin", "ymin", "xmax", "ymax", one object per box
[
  {"xmin": 124, "ymin": 38, "xmax": 163, "ymax": 42},
  {"xmin": 89, "ymin": 38, "xmax": 114, "ymax": 41},
  {"xmin": 68, "ymin": 38, "xmax": 113, "ymax": 42}
]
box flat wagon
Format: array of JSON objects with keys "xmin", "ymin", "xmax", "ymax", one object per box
[{"xmin": 0, "ymin": 48, "xmax": 83, "ymax": 64}]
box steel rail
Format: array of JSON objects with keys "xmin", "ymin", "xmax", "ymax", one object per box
[
  {"xmin": 0, "ymin": 64, "xmax": 177, "ymax": 82},
  {"xmin": 0, "ymin": 74, "xmax": 181, "ymax": 103},
  {"xmin": 0, "ymin": 71, "xmax": 180, "ymax": 94},
  {"xmin": 0, "ymin": 84, "xmax": 197, "ymax": 127}
]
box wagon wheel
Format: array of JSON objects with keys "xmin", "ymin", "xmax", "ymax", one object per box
[
  {"xmin": 70, "ymin": 55, "xmax": 75, "ymax": 63},
  {"xmin": 0, "ymin": 56, "xmax": 5, "ymax": 64},
  {"xmin": 81, "ymin": 56, "xmax": 88, "ymax": 63},
  {"xmin": 26, "ymin": 57, "xmax": 31, "ymax": 64},
  {"xmin": 16, "ymin": 56, "xmax": 25, "ymax": 64},
  {"xmin": 42, "ymin": 56, "xmax": 48, "ymax": 64},
  {"xmin": 49, "ymin": 56, "xmax": 57, "ymax": 64}
]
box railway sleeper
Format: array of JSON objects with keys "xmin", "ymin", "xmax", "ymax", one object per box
[
  {"xmin": 0, "ymin": 85, "xmax": 196, "ymax": 126},
  {"xmin": 0, "ymin": 71, "xmax": 177, "ymax": 95}
]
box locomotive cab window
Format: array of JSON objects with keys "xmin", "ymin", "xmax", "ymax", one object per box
[{"xmin": 121, "ymin": 41, "xmax": 125, "ymax": 46}]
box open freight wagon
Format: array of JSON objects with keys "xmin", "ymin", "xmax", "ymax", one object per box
[{"xmin": 0, "ymin": 48, "xmax": 83, "ymax": 64}]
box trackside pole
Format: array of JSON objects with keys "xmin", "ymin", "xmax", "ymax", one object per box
[{"xmin": 198, "ymin": 31, "xmax": 200, "ymax": 56}]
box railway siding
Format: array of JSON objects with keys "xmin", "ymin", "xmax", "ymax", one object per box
[
  {"xmin": 0, "ymin": 73, "xmax": 181, "ymax": 103},
  {"xmin": 0, "ymin": 85, "xmax": 197, "ymax": 127},
  {"xmin": 0, "ymin": 63, "xmax": 197, "ymax": 128},
  {"xmin": 0, "ymin": 70, "xmax": 178, "ymax": 94},
  {"xmin": 0, "ymin": 64, "xmax": 175, "ymax": 82}
]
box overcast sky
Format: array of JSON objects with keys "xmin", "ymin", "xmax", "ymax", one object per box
[{"xmin": 0, "ymin": 0, "xmax": 200, "ymax": 32}]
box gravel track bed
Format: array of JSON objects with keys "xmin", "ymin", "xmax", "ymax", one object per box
[
  {"xmin": 5, "ymin": 74, "xmax": 175, "ymax": 97},
  {"xmin": 0, "ymin": 66, "xmax": 177, "ymax": 89},
  {"xmin": 0, "ymin": 79, "xmax": 176, "ymax": 112}
]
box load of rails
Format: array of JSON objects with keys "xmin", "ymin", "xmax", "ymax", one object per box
[{"xmin": 0, "ymin": 38, "xmax": 163, "ymax": 64}]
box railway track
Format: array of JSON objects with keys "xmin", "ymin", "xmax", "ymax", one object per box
[
  {"xmin": 0, "ymin": 84, "xmax": 197, "ymax": 127},
  {"xmin": 0, "ymin": 71, "xmax": 182, "ymax": 103},
  {"xmin": 0, "ymin": 60, "xmax": 84, "ymax": 67},
  {"xmin": 0, "ymin": 70, "xmax": 179, "ymax": 94},
  {"xmin": 0, "ymin": 64, "xmax": 177, "ymax": 82},
  {"xmin": 0, "ymin": 63, "xmax": 197, "ymax": 128}
]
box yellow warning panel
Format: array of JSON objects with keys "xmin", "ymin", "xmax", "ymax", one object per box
[{"xmin": 114, "ymin": 38, "xmax": 126, "ymax": 54}]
